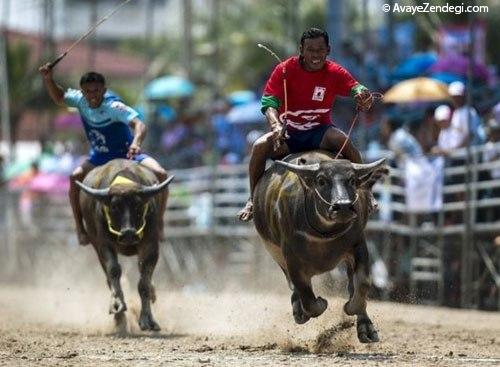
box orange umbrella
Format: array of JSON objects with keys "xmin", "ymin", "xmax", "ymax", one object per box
[{"xmin": 383, "ymin": 77, "xmax": 450, "ymax": 103}]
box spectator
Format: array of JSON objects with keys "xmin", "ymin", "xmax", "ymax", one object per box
[
  {"xmin": 432, "ymin": 82, "xmax": 486, "ymax": 155},
  {"xmin": 432, "ymin": 104, "xmax": 462, "ymax": 155},
  {"xmin": 416, "ymin": 106, "xmax": 440, "ymax": 154},
  {"xmin": 380, "ymin": 116, "xmax": 423, "ymax": 168}
]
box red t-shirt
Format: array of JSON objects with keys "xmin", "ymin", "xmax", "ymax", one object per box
[{"xmin": 263, "ymin": 56, "xmax": 358, "ymax": 132}]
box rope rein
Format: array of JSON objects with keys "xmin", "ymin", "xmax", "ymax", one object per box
[
  {"xmin": 314, "ymin": 187, "xmax": 359, "ymax": 211},
  {"xmin": 334, "ymin": 92, "xmax": 384, "ymax": 159}
]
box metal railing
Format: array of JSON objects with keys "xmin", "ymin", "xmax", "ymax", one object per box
[{"xmin": 1, "ymin": 143, "xmax": 499, "ymax": 309}]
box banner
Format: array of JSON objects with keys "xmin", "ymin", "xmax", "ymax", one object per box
[{"xmin": 438, "ymin": 22, "xmax": 486, "ymax": 63}]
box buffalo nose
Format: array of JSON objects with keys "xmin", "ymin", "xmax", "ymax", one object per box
[
  {"xmin": 330, "ymin": 200, "xmax": 354, "ymax": 212},
  {"xmin": 119, "ymin": 228, "xmax": 139, "ymax": 244}
]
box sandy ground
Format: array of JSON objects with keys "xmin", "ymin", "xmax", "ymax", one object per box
[
  {"xmin": 0, "ymin": 241, "xmax": 497, "ymax": 366},
  {"xmin": 0, "ymin": 282, "xmax": 499, "ymax": 367}
]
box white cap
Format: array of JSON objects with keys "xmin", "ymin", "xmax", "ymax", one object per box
[
  {"xmin": 434, "ymin": 105, "xmax": 452, "ymax": 121},
  {"xmin": 448, "ymin": 81, "xmax": 465, "ymax": 96}
]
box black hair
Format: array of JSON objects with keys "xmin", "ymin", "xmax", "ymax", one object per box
[
  {"xmin": 79, "ymin": 71, "xmax": 106, "ymax": 86},
  {"xmin": 300, "ymin": 28, "xmax": 329, "ymax": 47}
]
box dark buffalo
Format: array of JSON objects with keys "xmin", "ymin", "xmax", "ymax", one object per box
[
  {"xmin": 253, "ymin": 150, "xmax": 388, "ymax": 343},
  {"xmin": 76, "ymin": 158, "xmax": 173, "ymax": 331}
]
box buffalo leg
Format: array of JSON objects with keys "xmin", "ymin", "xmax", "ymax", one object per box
[
  {"xmin": 137, "ymin": 246, "xmax": 160, "ymax": 331},
  {"xmin": 96, "ymin": 246, "xmax": 127, "ymax": 315},
  {"xmin": 286, "ymin": 258, "xmax": 328, "ymax": 323},
  {"xmin": 344, "ymin": 240, "xmax": 379, "ymax": 343}
]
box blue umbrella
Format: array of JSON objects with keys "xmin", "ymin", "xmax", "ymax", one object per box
[
  {"xmin": 429, "ymin": 72, "xmax": 466, "ymax": 84},
  {"xmin": 226, "ymin": 101, "xmax": 265, "ymax": 124},
  {"xmin": 391, "ymin": 52, "xmax": 437, "ymax": 82},
  {"xmin": 228, "ymin": 90, "xmax": 257, "ymax": 106},
  {"xmin": 144, "ymin": 75, "xmax": 195, "ymax": 100}
]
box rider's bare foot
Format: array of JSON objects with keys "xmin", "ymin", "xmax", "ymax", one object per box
[
  {"xmin": 77, "ymin": 230, "xmax": 90, "ymax": 246},
  {"xmin": 237, "ymin": 199, "xmax": 253, "ymax": 222}
]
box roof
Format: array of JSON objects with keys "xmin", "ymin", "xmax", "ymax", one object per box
[{"xmin": 6, "ymin": 31, "xmax": 148, "ymax": 79}]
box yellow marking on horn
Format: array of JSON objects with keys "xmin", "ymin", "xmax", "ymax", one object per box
[
  {"xmin": 110, "ymin": 175, "xmax": 136, "ymax": 187},
  {"xmin": 103, "ymin": 203, "xmax": 149, "ymax": 239}
]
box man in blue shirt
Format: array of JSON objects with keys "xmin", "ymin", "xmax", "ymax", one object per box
[{"xmin": 39, "ymin": 64, "xmax": 168, "ymax": 245}]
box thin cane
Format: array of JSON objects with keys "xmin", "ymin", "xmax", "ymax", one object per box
[
  {"xmin": 257, "ymin": 43, "xmax": 289, "ymax": 141},
  {"xmin": 48, "ymin": 0, "xmax": 134, "ymax": 69}
]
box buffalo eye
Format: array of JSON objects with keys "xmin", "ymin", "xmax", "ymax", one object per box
[{"xmin": 317, "ymin": 177, "xmax": 327, "ymax": 186}]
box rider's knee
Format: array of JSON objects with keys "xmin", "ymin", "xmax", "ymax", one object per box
[
  {"xmin": 70, "ymin": 169, "xmax": 85, "ymax": 183},
  {"xmin": 252, "ymin": 135, "xmax": 273, "ymax": 157},
  {"xmin": 155, "ymin": 168, "xmax": 167, "ymax": 182}
]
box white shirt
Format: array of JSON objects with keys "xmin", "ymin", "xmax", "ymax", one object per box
[
  {"xmin": 437, "ymin": 106, "xmax": 476, "ymax": 151},
  {"xmin": 483, "ymin": 141, "xmax": 500, "ymax": 179}
]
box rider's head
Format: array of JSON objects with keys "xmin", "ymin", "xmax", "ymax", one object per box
[
  {"xmin": 299, "ymin": 28, "xmax": 330, "ymax": 72},
  {"xmin": 80, "ymin": 72, "xmax": 107, "ymax": 109}
]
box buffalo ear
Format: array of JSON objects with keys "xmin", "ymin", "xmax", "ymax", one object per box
[{"xmin": 355, "ymin": 165, "xmax": 389, "ymax": 189}]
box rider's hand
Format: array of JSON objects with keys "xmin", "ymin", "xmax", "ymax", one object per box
[
  {"xmin": 127, "ymin": 143, "xmax": 141, "ymax": 159},
  {"xmin": 271, "ymin": 123, "xmax": 287, "ymax": 151},
  {"xmin": 354, "ymin": 89, "xmax": 374, "ymax": 112},
  {"xmin": 38, "ymin": 63, "xmax": 53, "ymax": 80}
]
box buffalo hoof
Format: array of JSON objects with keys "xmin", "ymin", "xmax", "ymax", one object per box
[
  {"xmin": 306, "ymin": 296, "xmax": 328, "ymax": 318},
  {"xmin": 357, "ymin": 315, "xmax": 379, "ymax": 343},
  {"xmin": 109, "ymin": 296, "xmax": 127, "ymax": 315},
  {"xmin": 139, "ymin": 313, "xmax": 161, "ymax": 331},
  {"xmin": 292, "ymin": 300, "xmax": 310, "ymax": 324}
]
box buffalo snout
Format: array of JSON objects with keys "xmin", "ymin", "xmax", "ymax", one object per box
[
  {"xmin": 328, "ymin": 200, "xmax": 357, "ymax": 221},
  {"xmin": 119, "ymin": 228, "xmax": 141, "ymax": 245}
]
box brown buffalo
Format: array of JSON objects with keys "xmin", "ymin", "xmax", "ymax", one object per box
[
  {"xmin": 76, "ymin": 158, "xmax": 173, "ymax": 331},
  {"xmin": 253, "ymin": 150, "xmax": 388, "ymax": 343}
]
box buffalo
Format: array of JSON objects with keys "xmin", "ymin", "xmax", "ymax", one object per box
[
  {"xmin": 253, "ymin": 150, "xmax": 388, "ymax": 343},
  {"xmin": 76, "ymin": 158, "xmax": 173, "ymax": 331}
]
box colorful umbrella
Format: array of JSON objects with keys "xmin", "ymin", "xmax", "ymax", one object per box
[
  {"xmin": 28, "ymin": 173, "xmax": 69, "ymax": 194},
  {"xmin": 228, "ymin": 90, "xmax": 257, "ymax": 106},
  {"xmin": 383, "ymin": 77, "xmax": 450, "ymax": 103},
  {"xmin": 144, "ymin": 76, "xmax": 195, "ymax": 100},
  {"xmin": 226, "ymin": 101, "xmax": 265, "ymax": 124}
]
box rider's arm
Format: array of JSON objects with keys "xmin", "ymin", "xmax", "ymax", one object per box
[
  {"xmin": 39, "ymin": 64, "xmax": 65, "ymax": 106},
  {"xmin": 129, "ymin": 117, "xmax": 146, "ymax": 147},
  {"xmin": 264, "ymin": 107, "xmax": 282, "ymax": 131}
]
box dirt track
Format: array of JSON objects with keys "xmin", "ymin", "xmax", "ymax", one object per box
[{"xmin": 1, "ymin": 283, "xmax": 499, "ymax": 367}]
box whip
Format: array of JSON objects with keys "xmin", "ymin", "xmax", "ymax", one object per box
[
  {"xmin": 48, "ymin": 0, "xmax": 134, "ymax": 69},
  {"xmin": 257, "ymin": 43, "xmax": 289, "ymax": 143}
]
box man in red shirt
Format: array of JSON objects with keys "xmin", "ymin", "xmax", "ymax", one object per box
[{"xmin": 238, "ymin": 28, "xmax": 374, "ymax": 221}]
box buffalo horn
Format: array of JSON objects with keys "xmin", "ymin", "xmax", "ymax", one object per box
[
  {"xmin": 140, "ymin": 175, "xmax": 175, "ymax": 195},
  {"xmin": 275, "ymin": 160, "xmax": 320, "ymax": 172},
  {"xmin": 351, "ymin": 158, "xmax": 386, "ymax": 177},
  {"xmin": 75, "ymin": 180, "xmax": 110, "ymax": 197}
]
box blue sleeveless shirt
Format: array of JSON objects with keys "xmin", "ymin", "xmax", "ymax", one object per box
[{"xmin": 64, "ymin": 89, "xmax": 146, "ymax": 165}]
